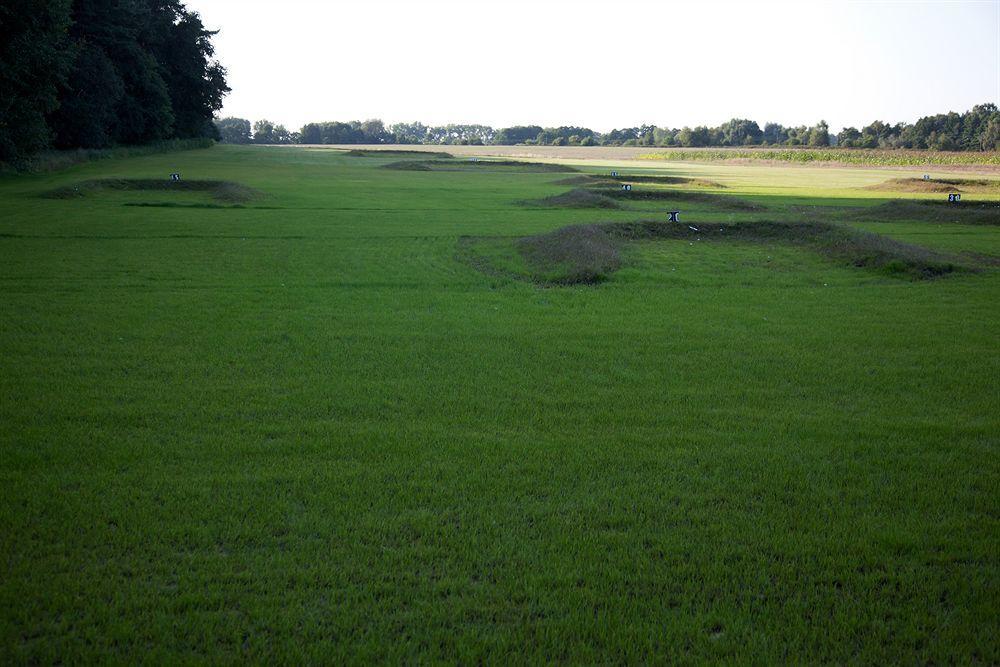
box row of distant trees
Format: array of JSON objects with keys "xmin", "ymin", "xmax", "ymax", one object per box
[
  {"xmin": 1, "ymin": 0, "xmax": 229, "ymax": 164},
  {"xmin": 217, "ymin": 104, "xmax": 1000, "ymax": 151}
]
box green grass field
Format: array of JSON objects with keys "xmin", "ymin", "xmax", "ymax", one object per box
[{"xmin": 1, "ymin": 145, "xmax": 998, "ymax": 662}]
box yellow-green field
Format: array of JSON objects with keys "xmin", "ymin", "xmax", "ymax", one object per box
[{"xmin": 1, "ymin": 145, "xmax": 998, "ymax": 662}]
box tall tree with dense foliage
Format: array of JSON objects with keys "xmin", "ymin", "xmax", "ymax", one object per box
[
  {"xmin": 0, "ymin": 0, "xmax": 228, "ymax": 163},
  {"xmin": 0, "ymin": 0, "xmax": 73, "ymax": 162},
  {"xmin": 215, "ymin": 117, "xmax": 252, "ymax": 144}
]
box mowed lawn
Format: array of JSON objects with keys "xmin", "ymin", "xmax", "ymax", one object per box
[{"xmin": 1, "ymin": 145, "xmax": 998, "ymax": 662}]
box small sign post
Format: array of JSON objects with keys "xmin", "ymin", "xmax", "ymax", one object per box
[
  {"xmin": 621, "ymin": 184, "xmax": 632, "ymax": 192},
  {"xmin": 667, "ymin": 211, "xmax": 680, "ymax": 222},
  {"xmin": 923, "ymin": 174, "xmax": 930, "ymax": 180},
  {"xmin": 611, "ymin": 171, "xmax": 619, "ymax": 177},
  {"xmin": 948, "ymin": 193, "xmax": 961, "ymax": 202},
  {"xmin": 170, "ymin": 173, "xmax": 180, "ymax": 181}
]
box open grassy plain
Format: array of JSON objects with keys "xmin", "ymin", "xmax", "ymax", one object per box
[{"xmin": 1, "ymin": 145, "xmax": 998, "ymax": 662}]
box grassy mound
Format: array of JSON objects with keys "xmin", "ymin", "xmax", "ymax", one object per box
[
  {"xmin": 470, "ymin": 220, "xmax": 967, "ymax": 285},
  {"xmin": 594, "ymin": 187, "xmax": 763, "ymax": 211},
  {"xmin": 854, "ymin": 199, "xmax": 1000, "ymax": 225},
  {"xmin": 383, "ymin": 159, "xmax": 578, "ymax": 173},
  {"xmin": 517, "ymin": 224, "xmax": 621, "ymax": 284},
  {"xmin": 519, "ymin": 188, "xmax": 622, "ymax": 209},
  {"xmin": 41, "ymin": 178, "xmax": 265, "ymax": 203},
  {"xmin": 607, "ymin": 174, "xmax": 725, "ymax": 187},
  {"xmin": 345, "ymin": 149, "xmax": 453, "ymax": 158},
  {"xmin": 603, "ymin": 220, "xmax": 965, "ymax": 279},
  {"xmin": 865, "ymin": 177, "xmax": 1000, "ymax": 193},
  {"xmin": 550, "ymin": 174, "xmax": 724, "ymax": 188}
]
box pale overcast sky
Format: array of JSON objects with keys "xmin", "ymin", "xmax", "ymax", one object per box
[{"xmin": 191, "ymin": 0, "xmax": 1000, "ymax": 132}]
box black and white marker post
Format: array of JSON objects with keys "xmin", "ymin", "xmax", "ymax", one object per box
[
  {"xmin": 621, "ymin": 184, "xmax": 632, "ymax": 191},
  {"xmin": 948, "ymin": 193, "xmax": 961, "ymax": 202},
  {"xmin": 668, "ymin": 211, "xmax": 680, "ymax": 223}
]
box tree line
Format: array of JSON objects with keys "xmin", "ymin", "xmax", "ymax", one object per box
[
  {"xmin": 217, "ymin": 104, "xmax": 999, "ymax": 151},
  {"xmin": 1, "ymin": 0, "xmax": 229, "ymax": 165}
]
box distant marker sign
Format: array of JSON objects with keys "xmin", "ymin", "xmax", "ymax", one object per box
[
  {"xmin": 668, "ymin": 211, "xmax": 680, "ymax": 222},
  {"xmin": 170, "ymin": 173, "xmax": 180, "ymax": 181},
  {"xmin": 621, "ymin": 184, "xmax": 632, "ymax": 191},
  {"xmin": 948, "ymin": 193, "xmax": 961, "ymax": 202}
]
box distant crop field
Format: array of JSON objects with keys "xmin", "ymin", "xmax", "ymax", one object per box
[
  {"xmin": 1, "ymin": 145, "xmax": 998, "ymax": 663},
  {"xmin": 298, "ymin": 143, "xmax": 1000, "ymax": 171},
  {"xmin": 640, "ymin": 147, "xmax": 1000, "ymax": 167}
]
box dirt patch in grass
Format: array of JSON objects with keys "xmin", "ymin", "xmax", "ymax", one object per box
[
  {"xmin": 519, "ymin": 188, "xmax": 622, "ymax": 209},
  {"xmin": 383, "ymin": 159, "xmax": 578, "ymax": 173},
  {"xmin": 41, "ymin": 178, "xmax": 265, "ymax": 204},
  {"xmin": 865, "ymin": 177, "xmax": 1000, "ymax": 194},
  {"xmin": 853, "ymin": 199, "xmax": 1000, "ymax": 225},
  {"xmin": 603, "ymin": 220, "xmax": 965, "ymax": 279},
  {"xmin": 346, "ymin": 149, "xmax": 453, "ymax": 158},
  {"xmin": 594, "ymin": 187, "xmax": 763, "ymax": 211},
  {"xmin": 517, "ymin": 224, "xmax": 621, "ymax": 284}
]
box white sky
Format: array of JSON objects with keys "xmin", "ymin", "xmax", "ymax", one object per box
[{"xmin": 192, "ymin": 0, "xmax": 1000, "ymax": 133}]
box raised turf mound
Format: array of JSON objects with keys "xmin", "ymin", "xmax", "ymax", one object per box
[
  {"xmin": 606, "ymin": 174, "xmax": 725, "ymax": 188},
  {"xmin": 517, "ymin": 224, "xmax": 621, "ymax": 284},
  {"xmin": 41, "ymin": 178, "xmax": 265, "ymax": 204},
  {"xmin": 519, "ymin": 188, "xmax": 622, "ymax": 209},
  {"xmin": 383, "ymin": 159, "xmax": 578, "ymax": 172},
  {"xmin": 345, "ymin": 149, "xmax": 453, "ymax": 158},
  {"xmin": 866, "ymin": 177, "xmax": 1000, "ymax": 194},
  {"xmin": 594, "ymin": 187, "xmax": 763, "ymax": 210},
  {"xmin": 855, "ymin": 199, "xmax": 1000, "ymax": 225},
  {"xmin": 466, "ymin": 220, "xmax": 967, "ymax": 286},
  {"xmin": 603, "ymin": 220, "xmax": 964, "ymax": 279}
]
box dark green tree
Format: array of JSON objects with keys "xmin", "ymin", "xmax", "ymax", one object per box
[{"xmin": 0, "ymin": 0, "xmax": 73, "ymax": 162}]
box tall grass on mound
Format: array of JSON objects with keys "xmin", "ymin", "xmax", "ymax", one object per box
[
  {"xmin": 517, "ymin": 224, "xmax": 621, "ymax": 284},
  {"xmin": 604, "ymin": 220, "xmax": 965, "ymax": 279},
  {"xmin": 383, "ymin": 159, "xmax": 578, "ymax": 173},
  {"xmin": 639, "ymin": 148, "xmax": 1000, "ymax": 167},
  {"xmin": 519, "ymin": 188, "xmax": 622, "ymax": 209},
  {"xmin": 41, "ymin": 178, "xmax": 265, "ymax": 204},
  {"xmin": 852, "ymin": 199, "xmax": 1000, "ymax": 225},
  {"xmin": 0, "ymin": 138, "xmax": 215, "ymax": 175}
]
